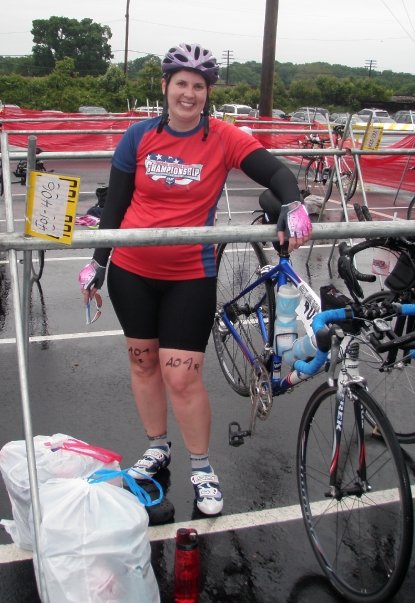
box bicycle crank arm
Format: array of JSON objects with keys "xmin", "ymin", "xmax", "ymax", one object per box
[{"xmin": 228, "ymin": 421, "xmax": 251, "ymax": 446}]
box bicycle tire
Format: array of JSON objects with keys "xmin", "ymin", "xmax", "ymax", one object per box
[
  {"xmin": 334, "ymin": 166, "xmax": 357, "ymax": 200},
  {"xmin": 304, "ymin": 158, "xmax": 333, "ymax": 199},
  {"xmin": 407, "ymin": 196, "xmax": 415, "ymax": 220},
  {"xmin": 31, "ymin": 250, "xmax": 45, "ymax": 281},
  {"xmin": 297, "ymin": 381, "xmax": 413, "ymax": 602},
  {"xmin": 212, "ymin": 241, "xmax": 275, "ymax": 396},
  {"xmin": 361, "ymin": 289, "xmax": 415, "ymax": 444}
]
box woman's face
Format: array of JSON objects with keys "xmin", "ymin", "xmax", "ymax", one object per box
[{"xmin": 162, "ymin": 69, "xmax": 209, "ymax": 131}]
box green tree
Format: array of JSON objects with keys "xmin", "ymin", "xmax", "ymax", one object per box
[
  {"xmin": 351, "ymin": 78, "xmax": 393, "ymax": 110},
  {"xmin": 273, "ymin": 77, "xmax": 289, "ymax": 110},
  {"xmin": 31, "ymin": 17, "xmax": 113, "ymax": 76},
  {"xmin": 210, "ymin": 86, "xmax": 228, "ymax": 108},
  {"xmin": 0, "ymin": 74, "xmax": 29, "ymax": 106},
  {"xmin": 127, "ymin": 55, "xmax": 160, "ymax": 79},
  {"xmin": 135, "ymin": 58, "xmax": 163, "ymax": 107},
  {"xmin": 44, "ymin": 58, "xmax": 78, "ymax": 110},
  {"xmin": 100, "ymin": 65, "xmax": 126, "ymax": 93},
  {"xmin": 289, "ymin": 79, "xmax": 322, "ymax": 107}
]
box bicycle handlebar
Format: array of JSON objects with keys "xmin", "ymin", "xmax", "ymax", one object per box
[
  {"xmin": 302, "ymin": 134, "xmax": 330, "ymax": 147},
  {"xmin": 337, "ymin": 237, "xmax": 415, "ymax": 300},
  {"xmin": 293, "ymin": 303, "xmax": 415, "ymax": 376},
  {"xmin": 338, "ymin": 241, "xmax": 376, "ymax": 285}
]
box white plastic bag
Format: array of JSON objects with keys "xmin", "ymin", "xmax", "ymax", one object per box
[
  {"xmin": 31, "ymin": 477, "xmax": 160, "ymax": 603},
  {"xmin": 0, "ymin": 434, "xmax": 122, "ymax": 550}
]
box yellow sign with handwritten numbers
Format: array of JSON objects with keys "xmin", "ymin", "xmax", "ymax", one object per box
[
  {"xmin": 25, "ymin": 172, "xmax": 80, "ymax": 244},
  {"xmin": 361, "ymin": 125, "xmax": 383, "ymax": 151}
]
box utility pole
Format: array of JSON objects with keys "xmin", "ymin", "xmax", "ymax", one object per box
[
  {"xmin": 365, "ymin": 59, "xmax": 377, "ymax": 78},
  {"xmin": 124, "ymin": 0, "xmax": 130, "ymax": 76},
  {"xmin": 222, "ymin": 50, "xmax": 234, "ymax": 85},
  {"xmin": 259, "ymin": 0, "xmax": 279, "ymax": 117}
]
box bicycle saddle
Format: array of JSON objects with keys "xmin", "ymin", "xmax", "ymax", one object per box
[{"xmin": 258, "ymin": 189, "xmax": 282, "ymax": 224}]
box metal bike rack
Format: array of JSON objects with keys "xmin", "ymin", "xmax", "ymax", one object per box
[{"xmin": 1, "ymin": 121, "xmax": 415, "ymax": 601}]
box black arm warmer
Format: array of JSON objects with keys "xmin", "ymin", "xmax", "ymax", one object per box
[
  {"xmin": 240, "ymin": 148, "xmax": 301, "ymax": 204},
  {"xmin": 92, "ymin": 166, "xmax": 135, "ymax": 267}
]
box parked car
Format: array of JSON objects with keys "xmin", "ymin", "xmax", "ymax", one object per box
[
  {"xmin": 0, "ymin": 103, "xmax": 21, "ymax": 111},
  {"xmin": 78, "ymin": 106, "xmax": 108, "ymax": 114},
  {"xmin": 357, "ymin": 108, "xmax": 391, "ymax": 121},
  {"xmin": 290, "ymin": 110, "xmax": 327, "ymax": 124},
  {"xmin": 392, "ymin": 110, "xmax": 415, "ymax": 124},
  {"xmin": 330, "ymin": 112, "xmax": 346, "ymax": 122},
  {"xmin": 248, "ymin": 108, "xmax": 287, "ymax": 119},
  {"xmin": 297, "ymin": 106, "xmax": 329, "ymax": 118},
  {"xmin": 333, "ymin": 114, "xmax": 362, "ymax": 126},
  {"xmin": 272, "ymin": 108, "xmax": 288, "ymax": 119},
  {"xmin": 213, "ymin": 104, "xmax": 252, "ymax": 119},
  {"xmin": 372, "ymin": 116, "xmax": 396, "ymax": 124}
]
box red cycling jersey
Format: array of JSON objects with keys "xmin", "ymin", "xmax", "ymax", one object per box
[{"xmin": 110, "ymin": 117, "xmax": 262, "ymax": 280}]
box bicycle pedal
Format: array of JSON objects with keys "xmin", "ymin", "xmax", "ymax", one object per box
[{"xmin": 228, "ymin": 421, "xmax": 250, "ymax": 446}]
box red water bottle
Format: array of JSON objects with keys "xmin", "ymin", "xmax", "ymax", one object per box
[{"xmin": 174, "ymin": 527, "xmax": 200, "ymax": 602}]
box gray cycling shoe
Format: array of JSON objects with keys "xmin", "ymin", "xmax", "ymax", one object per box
[
  {"xmin": 127, "ymin": 443, "xmax": 171, "ymax": 480},
  {"xmin": 191, "ymin": 471, "xmax": 223, "ymax": 515}
]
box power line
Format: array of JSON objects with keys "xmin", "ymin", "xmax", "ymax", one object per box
[{"xmin": 380, "ymin": 0, "xmax": 415, "ymax": 43}]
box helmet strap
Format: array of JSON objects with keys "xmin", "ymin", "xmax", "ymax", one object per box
[
  {"xmin": 202, "ymin": 96, "xmax": 210, "ymax": 141},
  {"xmin": 157, "ymin": 74, "xmax": 171, "ymax": 134}
]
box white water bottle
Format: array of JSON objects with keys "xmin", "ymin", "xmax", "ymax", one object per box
[
  {"xmin": 283, "ymin": 333, "xmax": 317, "ymax": 366},
  {"xmin": 274, "ymin": 283, "xmax": 300, "ymax": 356}
]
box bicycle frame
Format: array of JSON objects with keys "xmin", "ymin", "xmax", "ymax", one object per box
[
  {"xmin": 219, "ymin": 253, "xmax": 321, "ymax": 398},
  {"xmin": 328, "ymin": 344, "xmax": 369, "ymax": 497}
]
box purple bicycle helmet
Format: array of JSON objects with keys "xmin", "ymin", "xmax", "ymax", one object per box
[{"xmin": 162, "ymin": 43, "xmax": 219, "ymax": 85}]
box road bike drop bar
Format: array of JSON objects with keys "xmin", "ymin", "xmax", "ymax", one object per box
[
  {"xmin": 294, "ymin": 303, "xmax": 415, "ymax": 376},
  {"xmin": 228, "ymin": 303, "xmax": 415, "ymax": 447}
]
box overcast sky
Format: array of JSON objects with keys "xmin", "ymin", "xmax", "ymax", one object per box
[{"xmin": 1, "ymin": 0, "xmax": 415, "ymax": 75}]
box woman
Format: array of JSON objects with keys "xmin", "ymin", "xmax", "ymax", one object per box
[{"xmin": 79, "ymin": 42, "xmax": 311, "ymax": 517}]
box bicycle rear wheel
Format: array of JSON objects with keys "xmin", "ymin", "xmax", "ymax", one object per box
[
  {"xmin": 31, "ymin": 250, "xmax": 45, "ymax": 281},
  {"xmin": 361, "ymin": 290, "xmax": 415, "ymax": 444},
  {"xmin": 304, "ymin": 158, "xmax": 333, "ymax": 199},
  {"xmin": 407, "ymin": 195, "xmax": 415, "ymax": 220},
  {"xmin": 212, "ymin": 241, "xmax": 275, "ymax": 396},
  {"xmin": 334, "ymin": 164, "xmax": 357, "ymax": 200},
  {"xmin": 297, "ymin": 382, "xmax": 413, "ymax": 603}
]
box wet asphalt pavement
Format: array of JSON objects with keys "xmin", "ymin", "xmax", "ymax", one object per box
[{"xmin": 0, "ymin": 158, "xmax": 415, "ymax": 602}]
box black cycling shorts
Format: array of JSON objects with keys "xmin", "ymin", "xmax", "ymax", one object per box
[{"xmin": 107, "ymin": 262, "xmax": 217, "ymax": 352}]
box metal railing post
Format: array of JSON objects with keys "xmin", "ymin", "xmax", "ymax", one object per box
[{"xmin": 0, "ymin": 132, "xmax": 50, "ymax": 603}]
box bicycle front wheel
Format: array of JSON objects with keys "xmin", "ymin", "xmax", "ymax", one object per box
[
  {"xmin": 304, "ymin": 158, "xmax": 333, "ymax": 199},
  {"xmin": 361, "ymin": 290, "xmax": 415, "ymax": 444},
  {"xmin": 407, "ymin": 195, "xmax": 415, "ymax": 220},
  {"xmin": 297, "ymin": 382, "xmax": 413, "ymax": 603},
  {"xmin": 212, "ymin": 241, "xmax": 275, "ymax": 396}
]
